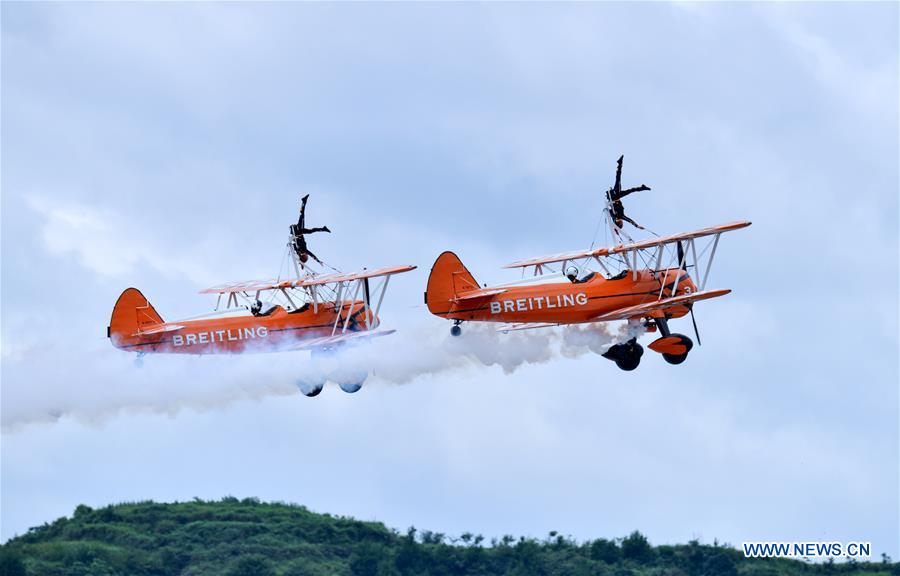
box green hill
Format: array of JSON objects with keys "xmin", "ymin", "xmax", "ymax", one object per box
[{"xmin": 0, "ymin": 498, "xmax": 894, "ymax": 576}]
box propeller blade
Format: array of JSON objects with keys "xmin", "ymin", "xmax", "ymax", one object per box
[
  {"xmin": 677, "ymin": 241, "xmax": 686, "ymax": 270},
  {"xmin": 690, "ymin": 305, "xmax": 702, "ymax": 346}
]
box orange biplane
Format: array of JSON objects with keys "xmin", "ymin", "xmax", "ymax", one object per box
[
  {"xmin": 426, "ymin": 157, "xmax": 750, "ymax": 371},
  {"xmin": 109, "ymin": 197, "xmax": 415, "ymax": 395}
]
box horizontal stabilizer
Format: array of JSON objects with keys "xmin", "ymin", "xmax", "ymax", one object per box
[
  {"xmin": 591, "ymin": 289, "xmax": 731, "ymax": 322},
  {"xmin": 453, "ymin": 288, "xmax": 506, "ymax": 302},
  {"xmin": 133, "ymin": 323, "xmax": 185, "ymax": 336}
]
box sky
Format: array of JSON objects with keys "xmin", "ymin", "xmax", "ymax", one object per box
[{"xmin": 2, "ymin": 1, "xmax": 898, "ymax": 558}]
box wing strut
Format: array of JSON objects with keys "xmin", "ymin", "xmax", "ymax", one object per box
[{"xmin": 700, "ymin": 233, "xmax": 721, "ymax": 290}]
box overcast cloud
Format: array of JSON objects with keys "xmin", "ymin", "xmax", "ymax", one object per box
[{"xmin": 2, "ymin": 2, "xmax": 898, "ymax": 557}]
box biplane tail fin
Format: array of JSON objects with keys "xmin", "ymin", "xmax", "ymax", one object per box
[
  {"xmin": 108, "ymin": 288, "xmax": 164, "ymax": 345},
  {"xmin": 425, "ymin": 251, "xmax": 480, "ymax": 315}
]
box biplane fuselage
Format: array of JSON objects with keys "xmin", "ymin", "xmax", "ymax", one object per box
[
  {"xmin": 109, "ymin": 265, "xmax": 415, "ymax": 360},
  {"xmin": 109, "ymin": 288, "xmax": 377, "ymax": 355},
  {"xmin": 426, "ymin": 220, "xmax": 750, "ymax": 370},
  {"xmin": 426, "ymin": 254, "xmax": 697, "ymax": 326}
]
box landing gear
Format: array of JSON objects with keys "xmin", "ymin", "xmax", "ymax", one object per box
[
  {"xmin": 602, "ymin": 338, "xmax": 644, "ymax": 371},
  {"xmin": 303, "ymin": 384, "xmax": 324, "ymax": 397},
  {"xmin": 450, "ymin": 321, "xmax": 462, "ymax": 337},
  {"xmin": 663, "ymin": 350, "xmax": 689, "ymax": 365},
  {"xmin": 333, "ymin": 367, "xmax": 368, "ymax": 394},
  {"xmin": 650, "ymin": 318, "xmax": 693, "ymax": 366},
  {"xmin": 297, "ymin": 373, "xmax": 326, "ymax": 397},
  {"xmin": 661, "ymin": 334, "xmax": 693, "ymax": 365}
]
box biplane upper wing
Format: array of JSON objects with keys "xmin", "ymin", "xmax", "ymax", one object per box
[
  {"xmin": 199, "ymin": 265, "xmax": 416, "ymax": 294},
  {"xmin": 199, "ymin": 279, "xmax": 289, "ymax": 295},
  {"xmin": 598, "ymin": 221, "xmax": 751, "ymax": 256},
  {"xmin": 294, "ymin": 265, "xmax": 417, "ymax": 287},
  {"xmin": 503, "ymin": 221, "xmax": 751, "ymax": 269},
  {"xmin": 590, "ymin": 289, "xmax": 731, "ymax": 322}
]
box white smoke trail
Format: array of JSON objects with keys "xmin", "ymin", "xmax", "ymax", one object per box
[{"xmin": 0, "ymin": 321, "xmax": 644, "ymax": 431}]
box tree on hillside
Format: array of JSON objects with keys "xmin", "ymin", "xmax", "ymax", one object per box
[
  {"xmin": 621, "ymin": 531, "xmax": 654, "ymax": 564},
  {"xmin": 226, "ymin": 555, "xmax": 276, "ymax": 576},
  {"xmin": 0, "ymin": 548, "xmax": 26, "ymax": 576}
]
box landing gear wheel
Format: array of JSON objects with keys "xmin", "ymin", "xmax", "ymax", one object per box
[
  {"xmin": 663, "ymin": 352, "xmax": 688, "ymax": 365},
  {"xmin": 616, "ymin": 353, "xmax": 641, "ymax": 371},
  {"xmin": 302, "ymin": 384, "xmax": 324, "ymax": 397},
  {"xmin": 332, "ymin": 368, "xmax": 367, "ymax": 394},
  {"xmin": 602, "ymin": 339, "xmax": 644, "ymax": 371},
  {"xmin": 661, "ymin": 334, "xmax": 693, "ymax": 365},
  {"xmin": 450, "ymin": 324, "xmax": 462, "ymax": 337},
  {"xmin": 297, "ymin": 374, "xmax": 326, "ymax": 397}
]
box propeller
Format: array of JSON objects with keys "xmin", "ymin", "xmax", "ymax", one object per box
[
  {"xmin": 677, "ymin": 240, "xmax": 687, "ymax": 270},
  {"xmin": 689, "ymin": 305, "xmax": 702, "ymax": 346}
]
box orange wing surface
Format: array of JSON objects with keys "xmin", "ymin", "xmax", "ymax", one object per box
[
  {"xmin": 200, "ymin": 265, "xmax": 416, "ymax": 294},
  {"xmin": 590, "ymin": 289, "xmax": 731, "ymax": 322},
  {"xmin": 504, "ymin": 221, "xmax": 751, "ymax": 269}
]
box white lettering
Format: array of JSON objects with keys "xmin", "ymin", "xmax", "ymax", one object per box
[
  {"xmin": 257, "ymin": 327, "xmax": 268, "ymax": 337},
  {"xmin": 227, "ymin": 329, "xmax": 237, "ymax": 341},
  {"xmin": 186, "ymin": 334, "xmax": 197, "ymax": 345},
  {"xmin": 244, "ymin": 327, "xmax": 255, "ymax": 339},
  {"xmin": 489, "ymin": 293, "xmax": 590, "ymax": 315},
  {"xmin": 216, "ymin": 330, "xmax": 226, "ymax": 342},
  {"xmin": 198, "ymin": 332, "xmax": 208, "ymax": 344},
  {"xmin": 173, "ymin": 335, "xmax": 184, "ymax": 347}
]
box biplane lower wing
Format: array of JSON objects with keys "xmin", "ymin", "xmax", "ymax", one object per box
[
  {"xmin": 495, "ymin": 289, "xmax": 731, "ymax": 332},
  {"xmin": 496, "ymin": 322, "xmax": 561, "ymax": 333},
  {"xmin": 591, "ymin": 289, "xmax": 731, "ymax": 322},
  {"xmin": 283, "ymin": 329, "xmax": 397, "ymax": 351}
]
